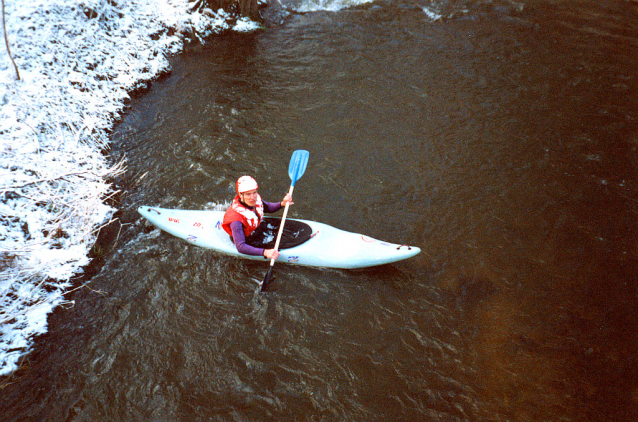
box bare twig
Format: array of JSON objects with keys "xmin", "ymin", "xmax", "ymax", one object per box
[
  {"xmin": 4, "ymin": 171, "xmax": 96, "ymax": 190},
  {"xmin": 62, "ymin": 283, "xmax": 106, "ymax": 297},
  {"xmin": 1, "ymin": 0, "xmax": 20, "ymax": 80}
]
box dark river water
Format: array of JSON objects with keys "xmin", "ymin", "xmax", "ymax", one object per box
[{"xmin": 3, "ymin": 0, "xmax": 638, "ymax": 420}]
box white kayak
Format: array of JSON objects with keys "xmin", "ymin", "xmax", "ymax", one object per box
[{"xmin": 138, "ymin": 206, "xmax": 420, "ymax": 269}]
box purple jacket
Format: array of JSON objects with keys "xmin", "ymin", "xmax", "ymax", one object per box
[{"xmin": 230, "ymin": 200, "xmax": 282, "ymax": 256}]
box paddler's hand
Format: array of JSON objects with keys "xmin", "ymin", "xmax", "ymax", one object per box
[
  {"xmin": 264, "ymin": 249, "xmax": 279, "ymax": 260},
  {"xmin": 280, "ymin": 193, "xmax": 293, "ymax": 207}
]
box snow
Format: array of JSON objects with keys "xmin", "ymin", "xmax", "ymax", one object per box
[
  {"xmin": 0, "ymin": 0, "xmax": 263, "ymax": 376},
  {"xmin": 233, "ymin": 16, "xmax": 263, "ymax": 32}
]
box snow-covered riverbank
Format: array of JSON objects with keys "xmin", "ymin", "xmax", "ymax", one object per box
[{"xmin": 0, "ymin": 0, "xmax": 260, "ymax": 376}]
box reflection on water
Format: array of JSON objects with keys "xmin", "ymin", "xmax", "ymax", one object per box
[{"xmin": 2, "ymin": 0, "xmax": 638, "ymax": 420}]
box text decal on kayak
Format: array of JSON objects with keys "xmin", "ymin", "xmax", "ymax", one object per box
[{"xmin": 169, "ymin": 217, "xmax": 180, "ymax": 223}]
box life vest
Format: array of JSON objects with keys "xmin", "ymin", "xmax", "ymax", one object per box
[{"xmin": 222, "ymin": 194, "xmax": 264, "ymax": 237}]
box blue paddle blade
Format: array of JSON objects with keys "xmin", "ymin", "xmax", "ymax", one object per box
[{"xmin": 288, "ymin": 150, "xmax": 309, "ymax": 186}]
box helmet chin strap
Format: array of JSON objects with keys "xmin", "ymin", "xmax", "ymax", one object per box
[{"xmin": 239, "ymin": 193, "xmax": 253, "ymax": 208}]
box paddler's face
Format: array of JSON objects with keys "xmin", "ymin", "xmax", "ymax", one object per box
[{"xmin": 241, "ymin": 189, "xmax": 258, "ymax": 207}]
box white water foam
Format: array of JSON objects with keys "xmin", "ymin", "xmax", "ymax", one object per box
[{"xmin": 290, "ymin": 0, "xmax": 375, "ymax": 13}]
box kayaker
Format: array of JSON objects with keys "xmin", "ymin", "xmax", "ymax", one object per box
[{"xmin": 222, "ymin": 175, "xmax": 293, "ymax": 260}]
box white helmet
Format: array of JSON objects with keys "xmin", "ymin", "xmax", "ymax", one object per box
[{"xmin": 236, "ymin": 175, "xmax": 258, "ymax": 194}]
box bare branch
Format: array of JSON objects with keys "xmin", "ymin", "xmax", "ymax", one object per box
[{"xmin": 1, "ymin": 0, "xmax": 20, "ymax": 80}]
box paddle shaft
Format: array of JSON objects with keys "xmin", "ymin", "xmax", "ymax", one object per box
[
  {"xmin": 262, "ymin": 149, "xmax": 308, "ymax": 290},
  {"xmin": 269, "ymin": 185, "xmax": 294, "ymax": 266}
]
